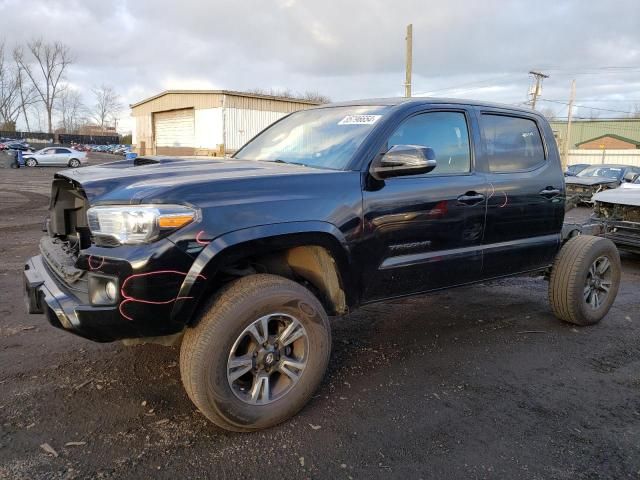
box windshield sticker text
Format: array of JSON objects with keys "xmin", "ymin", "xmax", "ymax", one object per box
[{"xmin": 338, "ymin": 115, "xmax": 382, "ymax": 125}]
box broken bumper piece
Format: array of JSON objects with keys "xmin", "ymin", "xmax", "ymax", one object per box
[{"xmin": 24, "ymin": 255, "xmax": 139, "ymax": 342}]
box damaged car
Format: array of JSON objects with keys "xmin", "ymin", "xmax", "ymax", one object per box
[
  {"xmin": 565, "ymin": 164, "xmax": 640, "ymax": 206},
  {"xmin": 592, "ymin": 177, "xmax": 640, "ymax": 254}
]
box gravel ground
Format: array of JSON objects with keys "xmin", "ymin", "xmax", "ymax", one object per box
[{"xmin": 1, "ymin": 155, "xmax": 640, "ymax": 479}]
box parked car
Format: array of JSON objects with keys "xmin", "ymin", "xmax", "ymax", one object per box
[
  {"xmin": 592, "ymin": 176, "xmax": 640, "ymax": 254},
  {"xmin": 25, "ymin": 98, "xmax": 621, "ymax": 432},
  {"xmin": 565, "ymin": 164, "xmax": 640, "ymax": 204},
  {"xmin": 6, "ymin": 141, "xmax": 33, "ymax": 152},
  {"xmin": 23, "ymin": 147, "xmax": 87, "ymax": 167},
  {"xmin": 565, "ymin": 163, "xmax": 590, "ymax": 176}
]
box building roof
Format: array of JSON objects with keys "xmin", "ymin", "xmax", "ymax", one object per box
[
  {"xmin": 575, "ymin": 133, "xmax": 640, "ymax": 147},
  {"xmin": 130, "ymin": 90, "xmax": 322, "ymax": 108}
]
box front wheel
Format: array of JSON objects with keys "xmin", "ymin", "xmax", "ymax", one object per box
[
  {"xmin": 549, "ymin": 235, "xmax": 621, "ymax": 325},
  {"xmin": 68, "ymin": 158, "xmax": 81, "ymax": 168},
  {"xmin": 180, "ymin": 274, "xmax": 331, "ymax": 431},
  {"xmin": 25, "ymin": 158, "xmax": 37, "ymax": 167}
]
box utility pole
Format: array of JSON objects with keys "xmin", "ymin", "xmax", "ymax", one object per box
[
  {"xmin": 404, "ymin": 24, "xmax": 413, "ymax": 97},
  {"xmin": 528, "ymin": 70, "xmax": 549, "ymax": 109},
  {"xmin": 561, "ymin": 79, "xmax": 576, "ymax": 171}
]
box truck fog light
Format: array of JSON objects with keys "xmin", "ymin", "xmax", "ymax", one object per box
[
  {"xmin": 105, "ymin": 281, "xmax": 118, "ymax": 301},
  {"xmin": 88, "ymin": 273, "xmax": 119, "ymax": 305}
]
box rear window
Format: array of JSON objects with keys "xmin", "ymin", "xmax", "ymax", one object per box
[{"xmin": 481, "ymin": 114, "xmax": 545, "ymax": 172}]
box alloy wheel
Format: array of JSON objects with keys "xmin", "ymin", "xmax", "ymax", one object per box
[
  {"xmin": 584, "ymin": 255, "xmax": 613, "ymax": 310},
  {"xmin": 227, "ymin": 313, "xmax": 309, "ymax": 405}
]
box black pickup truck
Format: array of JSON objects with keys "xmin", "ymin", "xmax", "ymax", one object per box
[{"xmin": 24, "ymin": 98, "xmax": 621, "ymax": 431}]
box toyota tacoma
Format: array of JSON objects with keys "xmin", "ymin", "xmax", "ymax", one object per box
[{"xmin": 24, "ymin": 98, "xmax": 622, "ymax": 431}]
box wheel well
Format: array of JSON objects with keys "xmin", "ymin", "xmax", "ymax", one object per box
[{"xmin": 208, "ymin": 243, "xmax": 349, "ymax": 316}]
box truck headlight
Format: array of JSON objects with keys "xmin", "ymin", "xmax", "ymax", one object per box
[{"xmin": 87, "ymin": 205, "xmax": 198, "ymax": 245}]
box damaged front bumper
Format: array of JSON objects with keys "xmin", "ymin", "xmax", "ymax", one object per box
[
  {"xmin": 24, "ymin": 255, "xmax": 141, "ymax": 342},
  {"xmin": 601, "ymin": 220, "xmax": 640, "ymax": 253}
]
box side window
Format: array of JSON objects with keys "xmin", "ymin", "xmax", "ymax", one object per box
[
  {"xmin": 43, "ymin": 149, "xmax": 55, "ymax": 155},
  {"xmin": 387, "ymin": 111, "xmax": 471, "ymax": 175},
  {"xmin": 55, "ymin": 148, "xmax": 70, "ymax": 154},
  {"xmin": 481, "ymin": 114, "xmax": 545, "ymax": 172}
]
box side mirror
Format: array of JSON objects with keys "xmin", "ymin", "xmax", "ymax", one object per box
[
  {"xmin": 623, "ymin": 171, "xmax": 639, "ymax": 183},
  {"xmin": 370, "ymin": 145, "xmax": 437, "ymax": 180}
]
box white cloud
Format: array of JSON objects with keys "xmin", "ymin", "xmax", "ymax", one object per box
[{"xmin": 1, "ymin": 0, "xmax": 639, "ymax": 132}]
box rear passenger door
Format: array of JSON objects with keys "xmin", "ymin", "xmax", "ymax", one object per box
[{"xmin": 477, "ymin": 109, "xmax": 565, "ymax": 278}]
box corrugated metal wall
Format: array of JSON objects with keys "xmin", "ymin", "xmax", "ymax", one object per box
[
  {"xmin": 225, "ymin": 108, "xmax": 289, "ymax": 150},
  {"xmin": 550, "ymin": 119, "xmax": 640, "ymax": 147},
  {"xmin": 131, "ymin": 91, "xmax": 321, "ymax": 155}
]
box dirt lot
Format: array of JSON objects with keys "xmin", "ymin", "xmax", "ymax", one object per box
[{"xmin": 1, "ymin": 155, "xmax": 640, "ymax": 479}]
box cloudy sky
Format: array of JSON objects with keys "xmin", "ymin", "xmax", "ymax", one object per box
[{"xmin": 2, "ymin": 0, "xmax": 639, "ymax": 132}]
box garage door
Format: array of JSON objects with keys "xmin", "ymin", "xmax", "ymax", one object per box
[{"xmin": 154, "ymin": 109, "xmax": 194, "ymax": 151}]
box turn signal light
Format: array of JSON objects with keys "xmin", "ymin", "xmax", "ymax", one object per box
[{"xmin": 158, "ymin": 214, "xmax": 195, "ymax": 229}]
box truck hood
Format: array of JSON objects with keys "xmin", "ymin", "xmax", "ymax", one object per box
[
  {"xmin": 593, "ymin": 183, "xmax": 640, "ymax": 207},
  {"xmin": 56, "ymin": 157, "xmax": 334, "ymax": 204},
  {"xmin": 565, "ymin": 176, "xmax": 619, "ymax": 187}
]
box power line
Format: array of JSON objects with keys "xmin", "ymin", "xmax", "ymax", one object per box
[
  {"xmin": 413, "ymin": 74, "xmax": 522, "ymax": 96},
  {"xmin": 538, "ymin": 98, "xmax": 636, "ymax": 115}
]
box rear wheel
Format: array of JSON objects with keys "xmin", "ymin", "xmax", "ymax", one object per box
[
  {"xmin": 68, "ymin": 158, "xmax": 81, "ymax": 168},
  {"xmin": 25, "ymin": 158, "xmax": 37, "ymax": 167},
  {"xmin": 180, "ymin": 274, "xmax": 331, "ymax": 431},
  {"xmin": 549, "ymin": 235, "xmax": 621, "ymax": 325}
]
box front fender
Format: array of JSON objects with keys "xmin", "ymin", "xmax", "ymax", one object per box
[{"xmin": 170, "ymin": 221, "xmax": 352, "ymax": 323}]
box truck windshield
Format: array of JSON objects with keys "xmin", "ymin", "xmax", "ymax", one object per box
[
  {"xmin": 234, "ymin": 106, "xmax": 389, "ymax": 170},
  {"xmin": 577, "ymin": 166, "xmax": 623, "ymax": 180}
]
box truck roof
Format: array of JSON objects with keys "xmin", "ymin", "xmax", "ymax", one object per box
[{"xmin": 319, "ymin": 97, "xmax": 539, "ymax": 116}]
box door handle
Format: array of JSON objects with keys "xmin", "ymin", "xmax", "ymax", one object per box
[
  {"xmin": 539, "ymin": 187, "xmax": 560, "ymax": 198},
  {"xmin": 457, "ymin": 192, "xmax": 485, "ymax": 205}
]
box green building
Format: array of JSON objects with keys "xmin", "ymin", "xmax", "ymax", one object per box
[{"xmin": 550, "ymin": 118, "xmax": 640, "ymax": 149}]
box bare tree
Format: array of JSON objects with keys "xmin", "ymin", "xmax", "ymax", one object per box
[
  {"xmin": 0, "ymin": 42, "xmax": 20, "ymax": 130},
  {"xmin": 56, "ymin": 87, "xmax": 85, "ymax": 133},
  {"xmin": 540, "ymin": 107, "xmax": 557, "ymax": 121},
  {"xmin": 14, "ymin": 39, "xmax": 72, "ymax": 133},
  {"xmin": 246, "ymin": 87, "xmax": 330, "ymax": 104},
  {"xmin": 14, "ymin": 57, "xmax": 39, "ymax": 132},
  {"xmin": 90, "ymin": 84, "xmax": 122, "ymax": 131},
  {"xmin": 301, "ymin": 91, "xmax": 331, "ymax": 104}
]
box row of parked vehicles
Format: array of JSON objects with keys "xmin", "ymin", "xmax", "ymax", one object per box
[
  {"xmin": 0, "ymin": 138, "xmax": 132, "ymax": 168},
  {"xmin": 564, "ymin": 163, "xmax": 640, "ymax": 255},
  {"xmin": 0, "ymin": 138, "xmax": 34, "ymax": 152},
  {"xmin": 72, "ymin": 143, "xmax": 132, "ymax": 156}
]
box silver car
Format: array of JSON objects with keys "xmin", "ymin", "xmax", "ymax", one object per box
[{"xmin": 23, "ymin": 147, "xmax": 87, "ymax": 168}]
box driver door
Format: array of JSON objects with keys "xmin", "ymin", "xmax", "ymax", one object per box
[{"xmin": 359, "ymin": 109, "xmax": 488, "ymax": 302}]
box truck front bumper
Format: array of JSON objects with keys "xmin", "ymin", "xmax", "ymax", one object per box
[{"xmin": 24, "ymin": 255, "xmax": 144, "ymax": 342}]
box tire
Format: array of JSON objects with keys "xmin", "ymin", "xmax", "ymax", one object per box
[
  {"xmin": 180, "ymin": 274, "xmax": 331, "ymax": 431},
  {"xmin": 549, "ymin": 235, "xmax": 621, "ymax": 326},
  {"xmin": 25, "ymin": 158, "xmax": 37, "ymax": 167},
  {"xmin": 68, "ymin": 159, "xmax": 81, "ymax": 168}
]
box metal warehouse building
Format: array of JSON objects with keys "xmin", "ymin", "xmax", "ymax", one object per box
[{"xmin": 130, "ymin": 90, "xmax": 320, "ymax": 156}]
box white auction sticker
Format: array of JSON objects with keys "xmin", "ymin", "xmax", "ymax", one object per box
[{"xmin": 338, "ymin": 115, "xmax": 382, "ymax": 125}]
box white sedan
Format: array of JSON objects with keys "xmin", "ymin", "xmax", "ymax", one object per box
[{"xmin": 23, "ymin": 147, "xmax": 87, "ymax": 168}]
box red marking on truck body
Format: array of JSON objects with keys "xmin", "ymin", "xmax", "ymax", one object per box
[
  {"xmin": 195, "ymin": 230, "xmax": 210, "ymax": 246},
  {"xmin": 119, "ymin": 270, "xmax": 206, "ymax": 321}
]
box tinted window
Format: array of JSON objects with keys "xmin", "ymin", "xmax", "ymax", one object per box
[
  {"xmin": 481, "ymin": 114, "xmax": 545, "ymax": 172},
  {"xmin": 387, "ymin": 111, "xmax": 471, "ymax": 174},
  {"xmin": 55, "ymin": 148, "xmax": 70, "ymax": 154}
]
